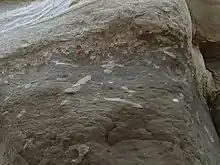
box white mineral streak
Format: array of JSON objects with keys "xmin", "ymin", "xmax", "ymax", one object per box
[
  {"xmin": 104, "ymin": 97, "xmax": 143, "ymax": 108},
  {"xmin": 64, "ymin": 75, "xmax": 91, "ymax": 94}
]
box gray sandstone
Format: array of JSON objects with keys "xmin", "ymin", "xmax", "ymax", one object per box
[{"xmin": 0, "ymin": 0, "xmax": 220, "ymax": 165}]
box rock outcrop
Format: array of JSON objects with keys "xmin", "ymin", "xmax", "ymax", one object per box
[
  {"xmin": 0, "ymin": 0, "xmax": 220, "ymax": 164},
  {"xmin": 188, "ymin": 0, "xmax": 220, "ymax": 138},
  {"xmin": 188, "ymin": 0, "xmax": 220, "ymax": 41}
]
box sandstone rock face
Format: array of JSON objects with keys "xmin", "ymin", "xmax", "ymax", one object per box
[
  {"xmin": 0, "ymin": 0, "xmax": 220, "ymax": 165},
  {"xmin": 191, "ymin": 46, "xmax": 216, "ymax": 99},
  {"xmin": 188, "ymin": 0, "xmax": 220, "ymax": 139},
  {"xmin": 188, "ymin": 0, "xmax": 220, "ymax": 41}
]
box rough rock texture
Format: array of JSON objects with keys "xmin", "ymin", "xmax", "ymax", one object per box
[
  {"xmin": 191, "ymin": 46, "xmax": 216, "ymax": 98},
  {"xmin": 188, "ymin": 0, "xmax": 220, "ymax": 139},
  {"xmin": 1, "ymin": 0, "xmax": 220, "ymax": 165},
  {"xmin": 188, "ymin": 0, "xmax": 220, "ymax": 41},
  {"xmin": 0, "ymin": 2, "xmax": 30, "ymax": 13}
]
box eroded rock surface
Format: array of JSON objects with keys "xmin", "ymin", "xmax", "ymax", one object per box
[
  {"xmin": 0, "ymin": 0, "xmax": 220, "ymax": 165},
  {"xmin": 188, "ymin": 0, "xmax": 220, "ymax": 140},
  {"xmin": 188, "ymin": 0, "xmax": 220, "ymax": 41}
]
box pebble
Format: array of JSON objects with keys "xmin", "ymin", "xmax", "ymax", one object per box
[
  {"xmin": 76, "ymin": 75, "xmax": 91, "ymax": 85},
  {"xmin": 121, "ymin": 86, "xmax": 136, "ymax": 93},
  {"xmin": 179, "ymin": 93, "xmax": 184, "ymax": 97},
  {"xmin": 25, "ymin": 84, "xmax": 32, "ymax": 89},
  {"xmin": 61, "ymin": 100, "xmax": 72, "ymax": 106},
  {"xmin": 104, "ymin": 69, "xmax": 112, "ymax": 74},
  {"xmin": 64, "ymin": 75, "xmax": 92, "ymax": 94},
  {"xmin": 17, "ymin": 109, "xmax": 26, "ymax": 118},
  {"xmin": 4, "ymin": 80, "xmax": 8, "ymax": 84},
  {"xmin": 172, "ymin": 98, "xmax": 179, "ymax": 103},
  {"xmin": 90, "ymin": 56, "xmax": 96, "ymax": 60},
  {"xmin": 2, "ymin": 111, "xmax": 9, "ymax": 116},
  {"xmin": 64, "ymin": 85, "xmax": 81, "ymax": 94},
  {"xmin": 153, "ymin": 64, "xmax": 160, "ymax": 69}
]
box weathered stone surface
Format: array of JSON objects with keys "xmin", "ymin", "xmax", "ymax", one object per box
[
  {"xmin": 188, "ymin": 0, "xmax": 220, "ymax": 41},
  {"xmin": 188, "ymin": 0, "xmax": 220, "ymax": 143},
  {"xmin": 0, "ymin": 0, "xmax": 220, "ymax": 165},
  {"xmin": 191, "ymin": 46, "xmax": 217, "ymax": 98},
  {"xmin": 0, "ymin": 1, "xmax": 30, "ymax": 13}
]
